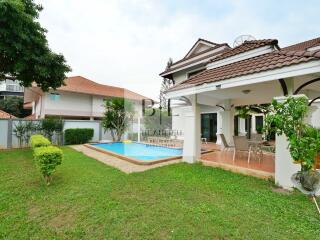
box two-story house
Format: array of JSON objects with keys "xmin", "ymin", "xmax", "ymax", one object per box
[{"xmin": 24, "ymin": 76, "xmax": 150, "ymax": 120}]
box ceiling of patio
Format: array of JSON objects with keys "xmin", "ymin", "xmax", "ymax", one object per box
[{"xmin": 199, "ymin": 73, "xmax": 320, "ymax": 107}]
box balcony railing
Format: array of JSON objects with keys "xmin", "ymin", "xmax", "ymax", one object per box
[{"xmin": 6, "ymin": 84, "xmax": 24, "ymax": 92}]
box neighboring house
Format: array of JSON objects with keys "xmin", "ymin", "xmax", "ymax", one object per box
[
  {"xmin": 24, "ymin": 76, "xmax": 151, "ymax": 120},
  {"xmin": 0, "ymin": 80, "xmax": 24, "ymax": 99},
  {"xmin": 161, "ymin": 36, "xmax": 320, "ymax": 188},
  {"xmin": 0, "ymin": 110, "xmax": 16, "ymax": 119}
]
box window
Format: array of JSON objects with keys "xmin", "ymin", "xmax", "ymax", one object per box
[
  {"xmin": 187, "ymin": 69, "xmax": 205, "ymax": 78},
  {"xmin": 49, "ymin": 93, "xmax": 60, "ymax": 101}
]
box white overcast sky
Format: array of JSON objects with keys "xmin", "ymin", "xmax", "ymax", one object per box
[{"xmin": 37, "ymin": 0, "xmax": 319, "ymax": 100}]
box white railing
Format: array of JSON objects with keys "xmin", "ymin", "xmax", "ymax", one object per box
[{"xmin": 6, "ymin": 84, "xmax": 24, "ymax": 92}]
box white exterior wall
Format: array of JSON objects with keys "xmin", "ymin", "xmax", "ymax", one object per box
[
  {"xmin": 0, "ymin": 82, "xmax": 6, "ymax": 91},
  {"xmin": 172, "ymin": 72, "xmax": 188, "ymax": 85},
  {"xmin": 171, "ymin": 65, "xmax": 205, "ymax": 85},
  {"xmin": 32, "ymin": 91, "xmax": 143, "ymax": 120},
  {"xmin": 309, "ymin": 102, "xmax": 320, "ymax": 128},
  {"xmin": 171, "ymin": 107, "xmax": 186, "ymax": 138},
  {"xmin": 44, "ymin": 91, "xmax": 92, "ymax": 117},
  {"xmin": 92, "ymin": 96, "xmax": 105, "ymax": 117}
]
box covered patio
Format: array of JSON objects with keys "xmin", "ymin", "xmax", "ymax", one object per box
[{"xmin": 167, "ymin": 57, "xmax": 320, "ymax": 188}]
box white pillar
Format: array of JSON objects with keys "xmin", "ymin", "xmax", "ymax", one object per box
[
  {"xmin": 182, "ymin": 94, "xmax": 201, "ymax": 163},
  {"xmin": 251, "ymin": 115, "xmax": 257, "ymax": 134},
  {"xmin": 221, "ymin": 110, "xmax": 233, "ymax": 144},
  {"xmin": 216, "ymin": 110, "xmax": 223, "ymax": 145},
  {"xmin": 217, "ymin": 100, "xmax": 233, "ymax": 145},
  {"xmin": 275, "ymin": 134, "xmax": 300, "ymax": 189},
  {"xmin": 238, "ymin": 118, "xmax": 246, "ymax": 136}
]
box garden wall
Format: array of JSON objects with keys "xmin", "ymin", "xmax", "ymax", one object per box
[{"xmin": 0, "ymin": 119, "xmax": 120, "ymax": 149}]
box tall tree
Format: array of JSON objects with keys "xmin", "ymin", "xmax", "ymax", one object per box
[
  {"xmin": 159, "ymin": 58, "xmax": 174, "ymax": 109},
  {"xmin": 0, "ymin": 0, "xmax": 71, "ymax": 91},
  {"xmin": 102, "ymin": 98, "xmax": 134, "ymax": 141}
]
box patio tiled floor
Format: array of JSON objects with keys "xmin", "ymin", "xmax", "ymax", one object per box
[{"xmin": 200, "ymin": 142, "xmax": 275, "ymax": 178}]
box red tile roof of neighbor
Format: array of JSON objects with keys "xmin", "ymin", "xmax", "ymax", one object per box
[
  {"xmin": 56, "ymin": 76, "xmax": 150, "ymax": 101},
  {"xmin": 0, "ymin": 110, "xmax": 16, "ymax": 119},
  {"xmin": 168, "ymin": 49, "xmax": 320, "ymax": 92}
]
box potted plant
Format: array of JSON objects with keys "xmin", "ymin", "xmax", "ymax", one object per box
[{"xmin": 265, "ymin": 96, "xmax": 320, "ymax": 189}]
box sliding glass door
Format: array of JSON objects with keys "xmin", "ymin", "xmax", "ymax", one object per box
[{"xmin": 201, "ymin": 113, "xmax": 217, "ymax": 142}]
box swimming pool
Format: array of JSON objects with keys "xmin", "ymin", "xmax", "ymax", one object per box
[{"xmin": 87, "ymin": 142, "xmax": 182, "ymax": 164}]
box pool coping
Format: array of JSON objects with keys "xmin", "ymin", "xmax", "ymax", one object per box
[{"xmin": 83, "ymin": 143, "xmax": 182, "ymax": 165}]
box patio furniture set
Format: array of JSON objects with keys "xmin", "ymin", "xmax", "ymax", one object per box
[{"xmin": 219, "ymin": 133, "xmax": 275, "ymax": 163}]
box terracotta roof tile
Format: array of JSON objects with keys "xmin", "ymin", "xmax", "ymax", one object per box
[
  {"xmin": 160, "ymin": 39, "xmax": 277, "ymax": 77},
  {"xmin": 168, "ymin": 50, "xmax": 320, "ymax": 92},
  {"xmin": 283, "ymin": 37, "xmax": 320, "ymax": 51},
  {"xmin": 55, "ymin": 76, "xmax": 150, "ymax": 101},
  {"xmin": 0, "ymin": 110, "xmax": 16, "ymax": 119},
  {"xmin": 208, "ymin": 39, "xmax": 279, "ymax": 63}
]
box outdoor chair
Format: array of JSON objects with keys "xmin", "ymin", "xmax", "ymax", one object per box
[
  {"xmin": 233, "ymin": 136, "xmax": 252, "ymax": 163},
  {"xmin": 251, "ymin": 133, "xmax": 263, "ymax": 141},
  {"xmin": 249, "ymin": 133, "xmax": 264, "ymax": 160},
  {"xmin": 218, "ymin": 133, "xmax": 234, "ymax": 151}
]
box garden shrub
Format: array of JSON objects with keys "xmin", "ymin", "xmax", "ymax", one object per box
[
  {"xmin": 30, "ymin": 134, "xmax": 51, "ymax": 148},
  {"xmin": 33, "ymin": 146, "xmax": 63, "ymax": 184},
  {"xmin": 64, "ymin": 128, "xmax": 94, "ymax": 144},
  {"xmin": 41, "ymin": 117, "xmax": 64, "ymax": 142}
]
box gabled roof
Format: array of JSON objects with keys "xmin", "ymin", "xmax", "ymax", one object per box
[
  {"xmin": 160, "ymin": 39, "xmax": 230, "ymax": 77},
  {"xmin": 0, "ymin": 110, "xmax": 16, "ymax": 119},
  {"xmin": 283, "ymin": 37, "xmax": 320, "ymax": 51},
  {"xmin": 183, "ymin": 38, "xmax": 227, "ymax": 59},
  {"xmin": 167, "ymin": 49, "xmax": 320, "ymax": 92},
  {"xmin": 54, "ymin": 76, "xmax": 151, "ymax": 101}
]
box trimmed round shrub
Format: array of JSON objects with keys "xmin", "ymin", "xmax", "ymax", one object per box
[
  {"xmin": 30, "ymin": 134, "xmax": 51, "ymax": 148},
  {"xmin": 64, "ymin": 128, "xmax": 94, "ymax": 144},
  {"xmin": 33, "ymin": 146, "xmax": 63, "ymax": 184}
]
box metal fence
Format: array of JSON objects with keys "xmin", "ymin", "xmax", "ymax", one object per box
[{"xmin": 0, "ymin": 118, "xmax": 119, "ymax": 149}]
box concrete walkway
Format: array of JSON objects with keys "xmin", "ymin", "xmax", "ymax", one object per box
[{"xmin": 71, "ymin": 145, "xmax": 181, "ymax": 173}]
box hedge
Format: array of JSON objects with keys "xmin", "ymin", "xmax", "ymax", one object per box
[
  {"xmin": 64, "ymin": 128, "xmax": 94, "ymax": 144},
  {"xmin": 33, "ymin": 146, "xmax": 63, "ymax": 184},
  {"xmin": 30, "ymin": 134, "xmax": 51, "ymax": 148}
]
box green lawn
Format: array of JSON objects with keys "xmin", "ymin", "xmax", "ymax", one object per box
[{"xmin": 0, "ymin": 148, "xmax": 319, "ymax": 239}]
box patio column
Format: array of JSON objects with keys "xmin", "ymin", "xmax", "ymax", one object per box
[
  {"xmin": 182, "ymin": 94, "xmax": 201, "ymax": 163},
  {"xmin": 216, "ymin": 110, "xmax": 223, "ymax": 145},
  {"xmin": 238, "ymin": 118, "xmax": 246, "ymax": 136},
  {"xmin": 219, "ymin": 100, "xmax": 233, "ymax": 145},
  {"xmin": 251, "ymin": 115, "xmax": 256, "ymax": 134}
]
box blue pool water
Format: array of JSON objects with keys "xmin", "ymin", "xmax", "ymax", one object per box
[{"xmin": 92, "ymin": 142, "xmax": 182, "ymax": 161}]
